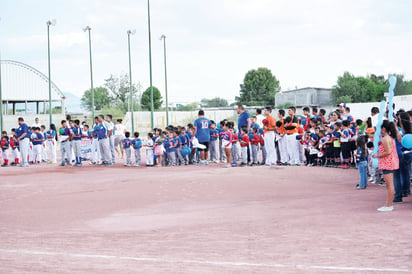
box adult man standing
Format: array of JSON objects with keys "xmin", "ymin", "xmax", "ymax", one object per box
[
  {"xmin": 106, "ymin": 114, "xmax": 116, "ymax": 164},
  {"xmin": 96, "ymin": 114, "xmax": 112, "ymax": 166},
  {"xmin": 15, "ymin": 117, "xmax": 30, "ymax": 167},
  {"xmin": 193, "ymin": 110, "xmax": 211, "ymax": 165},
  {"xmin": 32, "ymin": 117, "xmax": 41, "ymax": 128},
  {"xmin": 263, "ymin": 106, "xmax": 277, "ymax": 166},
  {"xmin": 238, "ymin": 105, "xmax": 251, "ymax": 163},
  {"xmin": 285, "ymin": 106, "xmax": 300, "ymax": 165},
  {"xmin": 255, "ymin": 108, "xmax": 265, "ymax": 128}
]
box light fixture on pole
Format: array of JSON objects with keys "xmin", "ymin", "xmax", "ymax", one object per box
[
  {"xmin": 46, "ymin": 19, "xmax": 56, "ymax": 126},
  {"xmin": 127, "ymin": 29, "xmax": 136, "ymax": 133},
  {"xmin": 83, "ymin": 26, "xmax": 95, "ymax": 122},
  {"xmin": 160, "ymin": 34, "xmax": 169, "ymax": 126},
  {"xmin": 147, "ymin": 0, "xmax": 154, "ymax": 129}
]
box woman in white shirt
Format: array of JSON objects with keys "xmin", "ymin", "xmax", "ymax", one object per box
[{"xmin": 114, "ymin": 119, "xmax": 127, "ymax": 159}]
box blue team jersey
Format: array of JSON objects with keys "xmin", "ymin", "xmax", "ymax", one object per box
[
  {"xmin": 194, "ymin": 117, "xmax": 211, "ymax": 142},
  {"xmin": 238, "ymin": 111, "xmax": 251, "ymax": 131},
  {"xmin": 16, "ymin": 123, "xmax": 29, "ymax": 139},
  {"xmin": 210, "ymin": 129, "xmax": 218, "ymax": 141},
  {"xmin": 60, "ymin": 127, "xmax": 71, "ymax": 136},
  {"xmin": 179, "ymin": 134, "xmax": 188, "ymax": 146},
  {"xmin": 72, "ymin": 126, "xmax": 82, "ymax": 141},
  {"xmin": 132, "ymin": 138, "xmax": 142, "ymax": 149},
  {"xmin": 46, "ymin": 130, "xmax": 56, "ymax": 139},
  {"xmin": 32, "ymin": 133, "xmax": 44, "ymax": 146},
  {"xmin": 122, "ymin": 138, "xmax": 132, "ymax": 149},
  {"xmin": 94, "ymin": 123, "xmax": 107, "ymax": 139},
  {"xmin": 217, "ymin": 127, "xmax": 225, "ymax": 140}
]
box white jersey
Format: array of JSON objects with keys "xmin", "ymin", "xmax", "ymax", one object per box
[{"xmin": 114, "ymin": 124, "xmax": 126, "ymax": 136}]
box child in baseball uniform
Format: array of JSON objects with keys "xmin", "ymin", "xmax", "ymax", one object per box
[
  {"xmin": 132, "ymin": 132, "xmax": 142, "ymax": 167},
  {"xmin": 40, "ymin": 125, "xmax": 48, "ymax": 162},
  {"xmin": 1, "ymin": 136, "xmax": 9, "ymax": 167},
  {"xmin": 122, "ymin": 132, "xmax": 133, "ymax": 166},
  {"xmin": 71, "ymin": 120, "xmax": 83, "ymax": 167},
  {"xmin": 31, "ymin": 127, "xmax": 43, "ymax": 164},
  {"xmin": 145, "ymin": 133, "xmax": 154, "ymax": 166},
  {"xmin": 10, "ymin": 129, "xmax": 20, "ymax": 166},
  {"xmin": 59, "ymin": 120, "xmax": 72, "ymax": 166},
  {"xmin": 46, "ymin": 124, "xmax": 57, "ymax": 164}
]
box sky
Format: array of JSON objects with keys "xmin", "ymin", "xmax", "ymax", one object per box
[{"xmin": 1, "ymin": 0, "xmax": 412, "ymax": 105}]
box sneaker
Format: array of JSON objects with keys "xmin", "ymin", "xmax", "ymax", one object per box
[
  {"xmin": 368, "ymin": 177, "xmax": 374, "ymax": 182},
  {"xmin": 378, "ymin": 182, "xmax": 386, "ymax": 187},
  {"xmin": 371, "ymin": 180, "xmax": 377, "ymax": 184},
  {"xmin": 239, "ymin": 163, "xmax": 247, "ymax": 167},
  {"xmin": 59, "ymin": 163, "xmax": 65, "ymax": 167},
  {"xmin": 377, "ymin": 206, "xmax": 393, "ymax": 212},
  {"xmin": 124, "ymin": 163, "xmax": 130, "ymax": 167},
  {"xmin": 393, "ymin": 199, "xmax": 403, "ymax": 203},
  {"xmin": 223, "ymin": 164, "xmax": 231, "ymax": 168},
  {"xmin": 134, "ymin": 164, "xmax": 140, "ymax": 167}
]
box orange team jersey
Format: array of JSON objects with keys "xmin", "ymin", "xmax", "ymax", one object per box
[
  {"xmin": 285, "ymin": 116, "xmax": 299, "ymax": 134},
  {"xmin": 264, "ymin": 115, "xmax": 276, "ymax": 133},
  {"xmin": 277, "ymin": 119, "xmax": 285, "ymax": 134}
]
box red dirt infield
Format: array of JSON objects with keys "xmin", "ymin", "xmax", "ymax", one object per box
[{"xmin": 1, "ymin": 163, "xmax": 412, "ymax": 273}]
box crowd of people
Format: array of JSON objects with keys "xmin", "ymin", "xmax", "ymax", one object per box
[{"xmin": 1, "ymin": 105, "xmax": 411, "ymax": 211}]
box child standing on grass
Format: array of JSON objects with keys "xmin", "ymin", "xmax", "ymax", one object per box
[
  {"xmin": 222, "ymin": 121, "xmax": 233, "ymax": 168},
  {"xmin": 354, "ymin": 135, "xmax": 368, "ymax": 189},
  {"xmin": 122, "ymin": 132, "xmax": 133, "ymax": 166}
]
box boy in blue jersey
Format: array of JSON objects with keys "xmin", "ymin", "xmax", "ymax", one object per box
[
  {"xmin": 250, "ymin": 127, "xmax": 260, "ymax": 166},
  {"xmin": 340, "ymin": 120, "xmax": 351, "ymax": 169},
  {"xmin": 122, "ymin": 131, "xmax": 133, "ymax": 166},
  {"xmin": 165, "ymin": 131, "xmax": 177, "ymax": 166},
  {"xmin": 31, "ymin": 127, "xmax": 44, "ymax": 164},
  {"xmin": 209, "ymin": 121, "xmax": 219, "ymax": 163},
  {"xmin": 193, "ymin": 110, "xmax": 211, "ymax": 165},
  {"xmin": 40, "ymin": 125, "xmax": 48, "ymax": 162},
  {"xmin": 132, "ymin": 132, "xmax": 142, "ymax": 166},
  {"xmin": 59, "ymin": 120, "xmax": 72, "ymax": 166},
  {"xmin": 90, "ymin": 117, "xmax": 100, "ymax": 165},
  {"xmin": 71, "ymin": 120, "xmax": 83, "ymax": 166},
  {"xmin": 179, "ymin": 128, "xmax": 189, "ymax": 165}
]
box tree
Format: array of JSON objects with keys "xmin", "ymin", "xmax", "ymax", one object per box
[
  {"xmin": 81, "ymin": 87, "xmax": 111, "ymax": 111},
  {"xmin": 332, "ymin": 72, "xmax": 387, "ymax": 104},
  {"xmin": 393, "ymin": 74, "xmax": 412, "ymax": 96},
  {"xmin": 104, "ymin": 74, "xmax": 139, "ymax": 112},
  {"xmin": 236, "ymin": 67, "xmax": 280, "ymax": 106},
  {"xmin": 178, "ymin": 102, "xmax": 199, "ymax": 111},
  {"xmin": 141, "ymin": 87, "xmax": 163, "ymax": 111},
  {"xmin": 200, "ymin": 97, "xmax": 228, "ymax": 108}
]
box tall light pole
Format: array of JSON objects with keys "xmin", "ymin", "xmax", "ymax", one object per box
[
  {"xmin": 147, "ymin": 0, "xmax": 154, "ymax": 129},
  {"xmin": 83, "ymin": 26, "xmax": 94, "ymax": 122},
  {"xmin": 46, "ymin": 19, "xmax": 56, "ymax": 126},
  {"xmin": 0, "ymin": 52, "xmax": 3, "ymax": 132},
  {"xmin": 160, "ymin": 34, "xmax": 169, "ymax": 126},
  {"xmin": 127, "ymin": 30, "xmax": 136, "ymax": 133}
]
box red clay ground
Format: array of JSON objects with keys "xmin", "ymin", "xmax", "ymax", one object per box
[{"xmin": 1, "ymin": 162, "xmax": 412, "ymax": 273}]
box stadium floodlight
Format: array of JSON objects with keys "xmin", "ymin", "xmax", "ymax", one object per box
[
  {"xmin": 46, "ymin": 19, "xmax": 56, "ymax": 126},
  {"xmin": 160, "ymin": 34, "xmax": 169, "ymax": 125},
  {"xmin": 127, "ymin": 30, "xmax": 136, "ymax": 133},
  {"xmin": 0, "ymin": 17, "xmax": 3, "ymax": 132},
  {"xmin": 83, "ymin": 26, "xmax": 95, "ymax": 122},
  {"xmin": 147, "ymin": 0, "xmax": 154, "ymax": 129}
]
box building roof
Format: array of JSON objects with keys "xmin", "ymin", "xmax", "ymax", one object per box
[
  {"xmin": 279, "ymin": 87, "xmax": 332, "ymax": 94},
  {"xmin": 1, "ymin": 60, "xmax": 65, "ymax": 102}
]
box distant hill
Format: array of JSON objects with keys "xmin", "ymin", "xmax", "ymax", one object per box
[{"xmin": 64, "ymin": 92, "xmax": 83, "ymax": 113}]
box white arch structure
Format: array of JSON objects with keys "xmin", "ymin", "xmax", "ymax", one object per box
[{"xmin": 1, "ymin": 59, "xmax": 65, "ymax": 115}]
